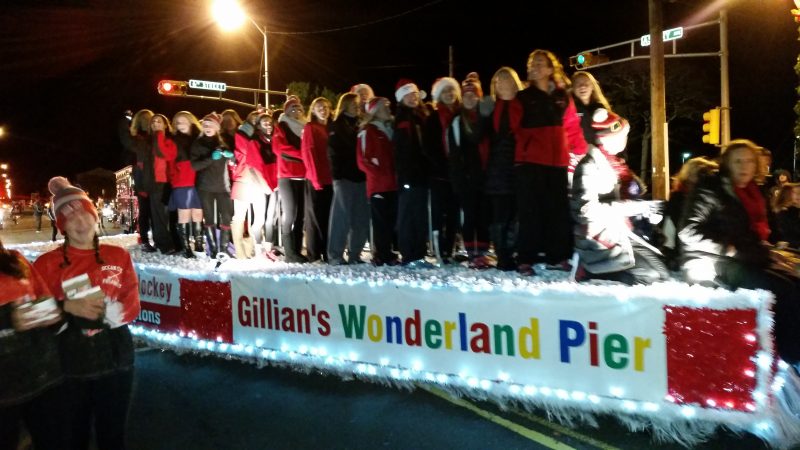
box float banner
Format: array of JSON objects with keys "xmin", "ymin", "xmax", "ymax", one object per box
[
  {"xmin": 133, "ymin": 265, "xmax": 181, "ymax": 330},
  {"xmin": 231, "ymin": 277, "xmax": 668, "ymax": 401}
]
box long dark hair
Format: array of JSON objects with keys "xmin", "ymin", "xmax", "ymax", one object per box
[
  {"xmin": 60, "ymin": 233, "xmax": 104, "ymax": 268},
  {"xmin": 0, "ymin": 238, "xmax": 27, "ymax": 279}
]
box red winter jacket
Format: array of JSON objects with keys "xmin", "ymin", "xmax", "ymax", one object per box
[
  {"xmin": 513, "ymin": 86, "xmax": 587, "ymax": 168},
  {"xmin": 301, "ymin": 121, "xmax": 333, "ymax": 190},
  {"xmin": 158, "ymin": 133, "xmax": 197, "ymax": 188},
  {"xmin": 357, "ymin": 122, "xmax": 397, "ymax": 197},
  {"xmin": 152, "ymin": 131, "xmax": 172, "ymax": 184},
  {"xmin": 273, "ymin": 119, "xmax": 306, "ymax": 179},
  {"xmin": 232, "ymin": 130, "xmax": 271, "ymax": 191}
]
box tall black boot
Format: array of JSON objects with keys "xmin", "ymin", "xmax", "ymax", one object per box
[
  {"xmin": 192, "ymin": 222, "xmax": 205, "ymax": 254},
  {"xmin": 219, "ymin": 228, "xmax": 233, "ymax": 257},
  {"xmin": 204, "ymin": 226, "xmax": 218, "ymax": 257},
  {"xmin": 178, "ymin": 223, "xmax": 195, "ymax": 259}
]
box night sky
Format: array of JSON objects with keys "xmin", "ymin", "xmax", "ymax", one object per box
[{"xmin": 0, "ymin": 0, "xmax": 797, "ymax": 197}]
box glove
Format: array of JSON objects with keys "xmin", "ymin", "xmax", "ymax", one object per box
[
  {"xmin": 212, "ymin": 149, "xmax": 233, "ymax": 160},
  {"xmin": 239, "ymin": 122, "xmax": 255, "ymax": 138}
]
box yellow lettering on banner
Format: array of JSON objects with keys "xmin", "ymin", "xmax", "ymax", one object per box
[
  {"xmin": 444, "ymin": 321, "xmax": 456, "ymax": 350},
  {"xmin": 633, "ymin": 337, "xmax": 650, "ymax": 372},
  {"xmin": 367, "ymin": 314, "xmax": 383, "ymax": 342},
  {"xmin": 518, "ymin": 318, "xmax": 541, "ymax": 360}
]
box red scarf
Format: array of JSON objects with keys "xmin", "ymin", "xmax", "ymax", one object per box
[
  {"xmin": 437, "ymin": 105, "xmax": 456, "ymax": 154},
  {"xmin": 734, "ymin": 181, "xmax": 770, "ymax": 241}
]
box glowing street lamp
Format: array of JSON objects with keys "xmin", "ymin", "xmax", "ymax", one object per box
[{"xmin": 212, "ymin": 0, "xmax": 270, "ymax": 107}]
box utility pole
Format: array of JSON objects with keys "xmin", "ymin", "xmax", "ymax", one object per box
[
  {"xmin": 649, "ymin": 0, "xmax": 669, "ymax": 200},
  {"xmin": 719, "ymin": 9, "xmax": 730, "ymax": 145},
  {"xmin": 448, "ymin": 45, "xmax": 454, "ymax": 78}
]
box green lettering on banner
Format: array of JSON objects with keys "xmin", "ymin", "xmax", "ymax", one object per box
[{"xmin": 338, "ymin": 304, "xmax": 367, "ymax": 339}]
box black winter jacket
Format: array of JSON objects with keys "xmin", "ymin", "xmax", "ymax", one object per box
[
  {"xmin": 118, "ymin": 118, "xmax": 154, "ymax": 193},
  {"xmin": 0, "ymin": 305, "xmax": 63, "ymax": 406},
  {"xmin": 678, "ymin": 173, "xmax": 771, "ymax": 278},
  {"xmin": 190, "ymin": 135, "xmax": 231, "ymax": 193},
  {"xmin": 394, "ymin": 104, "xmax": 429, "ymax": 188},
  {"xmin": 447, "ymin": 110, "xmax": 487, "ymax": 195},
  {"xmin": 777, "ymin": 207, "xmax": 800, "ymax": 248},
  {"xmin": 485, "ymin": 100, "xmax": 516, "ymax": 195},
  {"xmin": 422, "ymin": 108, "xmax": 454, "ymax": 181},
  {"xmin": 327, "ymin": 114, "xmax": 364, "ymax": 182}
]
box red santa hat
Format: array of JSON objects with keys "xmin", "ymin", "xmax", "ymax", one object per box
[
  {"xmin": 461, "ymin": 72, "xmax": 483, "ymax": 98},
  {"xmin": 394, "ymin": 79, "xmax": 427, "ymax": 102},
  {"xmin": 284, "ymin": 95, "xmax": 302, "ymax": 110},
  {"xmin": 592, "ymin": 109, "xmax": 629, "ymax": 137},
  {"xmin": 201, "ymin": 112, "xmax": 222, "ymax": 129},
  {"xmin": 431, "ymin": 77, "xmax": 461, "ymax": 103},
  {"xmin": 365, "ymin": 97, "xmax": 390, "ymax": 116},
  {"xmin": 48, "ymin": 176, "xmax": 98, "ymax": 232}
]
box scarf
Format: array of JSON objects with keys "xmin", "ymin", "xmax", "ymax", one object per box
[
  {"xmin": 734, "ymin": 181, "xmax": 770, "ymax": 241},
  {"xmin": 279, "ymin": 114, "xmax": 307, "ymax": 138}
]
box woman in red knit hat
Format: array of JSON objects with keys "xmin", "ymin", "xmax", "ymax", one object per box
[{"xmin": 34, "ymin": 176, "xmax": 141, "ymax": 450}]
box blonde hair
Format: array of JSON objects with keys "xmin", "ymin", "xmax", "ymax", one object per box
[
  {"xmin": 571, "ymin": 71, "xmax": 611, "ymax": 110},
  {"xmin": 528, "ymin": 49, "xmax": 570, "ymax": 89},
  {"xmin": 171, "ymin": 111, "xmax": 201, "ymax": 136},
  {"xmin": 673, "ymin": 157, "xmax": 718, "ymax": 193},
  {"xmin": 490, "ymin": 67, "xmax": 524, "ymax": 100},
  {"xmin": 307, "ymin": 97, "xmax": 333, "ymax": 123},
  {"xmin": 334, "ymin": 92, "xmax": 359, "ymax": 121},
  {"xmin": 129, "ymin": 109, "xmax": 154, "ymax": 136}
]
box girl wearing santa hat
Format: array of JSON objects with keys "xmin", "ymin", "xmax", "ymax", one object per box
[
  {"xmin": 273, "ymin": 96, "xmax": 309, "ymax": 263},
  {"xmin": 301, "ymin": 97, "xmax": 335, "ymax": 263},
  {"xmin": 34, "ymin": 177, "xmax": 141, "ymax": 450},
  {"xmin": 393, "ymin": 79, "xmax": 431, "ymax": 266},
  {"xmin": 0, "ymin": 236, "xmax": 66, "ymax": 450},
  {"xmin": 423, "ymin": 77, "xmax": 462, "ymax": 263},
  {"xmin": 358, "ymin": 97, "xmax": 399, "ymax": 265},
  {"xmin": 190, "ymin": 112, "xmax": 235, "ymax": 258}
]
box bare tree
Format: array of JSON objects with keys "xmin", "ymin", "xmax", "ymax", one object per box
[{"xmin": 593, "ymin": 59, "xmax": 715, "ymax": 184}]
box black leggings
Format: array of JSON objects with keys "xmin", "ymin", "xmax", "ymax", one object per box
[
  {"xmin": 199, "ymin": 190, "xmax": 233, "ymax": 229},
  {"xmin": 278, "ymin": 178, "xmax": 306, "ymax": 259},
  {"xmin": 0, "ymin": 385, "xmax": 69, "ymax": 450}
]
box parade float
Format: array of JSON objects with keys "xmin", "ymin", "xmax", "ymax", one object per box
[{"xmin": 12, "ymin": 235, "xmax": 800, "ymax": 448}]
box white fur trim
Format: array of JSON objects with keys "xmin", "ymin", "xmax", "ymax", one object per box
[{"xmin": 395, "ymin": 83, "xmax": 420, "ymax": 102}]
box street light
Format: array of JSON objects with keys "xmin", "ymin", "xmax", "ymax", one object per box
[{"xmin": 212, "ymin": 0, "xmax": 270, "ymax": 107}]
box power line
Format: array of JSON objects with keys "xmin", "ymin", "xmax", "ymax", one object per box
[{"xmin": 268, "ymin": 0, "xmax": 444, "ymax": 35}]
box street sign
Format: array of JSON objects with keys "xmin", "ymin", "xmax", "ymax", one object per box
[
  {"xmin": 189, "ymin": 79, "xmax": 227, "ymax": 92},
  {"xmin": 640, "ymin": 27, "xmax": 684, "ymax": 47}
]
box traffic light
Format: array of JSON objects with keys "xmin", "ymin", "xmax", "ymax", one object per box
[
  {"xmin": 569, "ymin": 52, "xmax": 609, "ymax": 70},
  {"xmin": 702, "ymin": 107, "xmax": 720, "ymax": 145},
  {"xmin": 157, "ymin": 80, "xmax": 188, "ymax": 96}
]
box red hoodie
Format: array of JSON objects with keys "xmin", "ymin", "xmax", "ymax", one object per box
[
  {"xmin": 356, "ymin": 122, "xmax": 397, "ymax": 197},
  {"xmin": 301, "ymin": 121, "xmax": 333, "ymax": 190},
  {"xmin": 273, "ymin": 119, "xmax": 306, "ymax": 179},
  {"xmin": 0, "ymin": 250, "xmax": 51, "ymax": 306}
]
